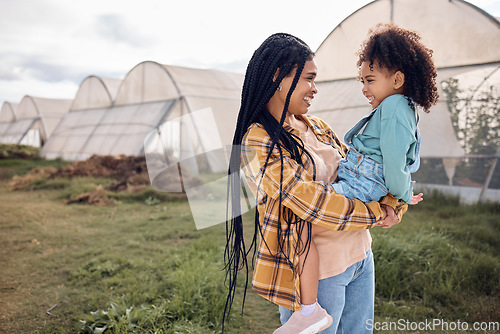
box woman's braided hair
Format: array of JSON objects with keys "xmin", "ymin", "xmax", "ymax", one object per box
[
  {"xmin": 357, "ymin": 23, "xmax": 439, "ymax": 111},
  {"xmin": 223, "ymin": 33, "xmax": 315, "ymax": 330}
]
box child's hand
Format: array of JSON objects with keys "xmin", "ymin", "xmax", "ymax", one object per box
[
  {"xmin": 409, "ymin": 181, "xmax": 423, "ymax": 205},
  {"xmin": 410, "ymin": 192, "xmax": 423, "ymax": 205}
]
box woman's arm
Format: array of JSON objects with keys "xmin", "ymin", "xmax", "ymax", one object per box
[
  {"xmin": 309, "ymin": 114, "xmax": 408, "ymax": 221},
  {"xmin": 242, "ymin": 124, "xmax": 407, "ymax": 231},
  {"xmin": 379, "ymin": 193, "xmax": 408, "ymax": 223}
]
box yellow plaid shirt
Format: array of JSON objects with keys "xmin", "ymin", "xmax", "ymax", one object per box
[{"xmin": 241, "ymin": 114, "xmax": 407, "ymax": 311}]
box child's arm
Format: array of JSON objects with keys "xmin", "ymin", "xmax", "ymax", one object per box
[
  {"xmin": 380, "ymin": 124, "xmax": 414, "ymax": 202},
  {"xmin": 379, "ymin": 99, "xmax": 417, "ymax": 203}
]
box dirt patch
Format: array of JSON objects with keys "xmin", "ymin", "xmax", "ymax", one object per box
[
  {"xmin": 9, "ymin": 166, "xmax": 58, "ymax": 191},
  {"xmin": 52, "ymin": 155, "xmax": 148, "ymax": 180},
  {"xmin": 8, "ymin": 155, "xmax": 201, "ymax": 205},
  {"xmin": 65, "ymin": 185, "xmax": 115, "ymax": 206}
]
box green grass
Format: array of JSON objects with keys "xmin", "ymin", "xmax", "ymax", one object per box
[
  {"xmin": 371, "ymin": 195, "xmax": 500, "ymax": 332},
  {"xmin": 0, "ymin": 162, "xmax": 273, "ymax": 334},
  {"xmin": 0, "ymin": 143, "xmax": 41, "ymax": 160},
  {"xmin": 0, "ymin": 157, "xmax": 69, "ymax": 180},
  {"xmin": 0, "ymin": 159, "xmax": 499, "ymax": 334}
]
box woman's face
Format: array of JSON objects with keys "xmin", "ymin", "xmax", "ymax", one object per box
[{"xmin": 276, "ymin": 59, "xmax": 318, "ymax": 118}]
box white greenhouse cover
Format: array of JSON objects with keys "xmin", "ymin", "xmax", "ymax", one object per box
[
  {"xmin": 309, "ymin": 0, "xmax": 500, "ymax": 159},
  {"xmin": 70, "ymin": 76, "xmax": 122, "ymax": 111},
  {"xmin": 41, "ymin": 62, "xmax": 244, "ymax": 170},
  {"xmin": 315, "ymin": 0, "xmax": 500, "ymax": 81},
  {"xmin": 0, "ymin": 96, "xmax": 71, "ymax": 146},
  {"xmin": 41, "ymin": 101, "xmax": 177, "ymax": 161},
  {"xmin": 0, "ymin": 102, "xmax": 18, "ymax": 143},
  {"xmin": 309, "ymin": 79, "xmax": 464, "ymax": 158},
  {"xmin": 451, "ymin": 65, "xmax": 500, "ymax": 94}
]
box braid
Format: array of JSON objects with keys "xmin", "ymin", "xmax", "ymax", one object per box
[{"xmin": 223, "ymin": 33, "xmax": 315, "ymax": 330}]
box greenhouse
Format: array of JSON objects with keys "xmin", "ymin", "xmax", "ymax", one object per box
[
  {"xmin": 0, "ymin": 96, "xmax": 71, "ymax": 147},
  {"xmin": 309, "ymin": 0, "xmax": 500, "ymax": 202},
  {"xmin": 40, "ymin": 62, "xmax": 244, "ymax": 181},
  {"xmin": 70, "ymin": 75, "xmax": 122, "ymax": 111},
  {"xmin": 0, "ymin": 101, "xmax": 18, "ymax": 143},
  {"xmin": 40, "ymin": 75, "xmax": 122, "ymax": 160},
  {"xmin": 1, "ymin": 0, "xmax": 497, "ymax": 203}
]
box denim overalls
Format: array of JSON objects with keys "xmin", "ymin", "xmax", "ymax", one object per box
[{"xmin": 331, "ymin": 106, "xmax": 421, "ymax": 202}]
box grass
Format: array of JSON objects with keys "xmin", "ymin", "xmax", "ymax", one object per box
[
  {"xmin": 0, "ymin": 157, "xmax": 69, "ymax": 180},
  {"xmin": 0, "ymin": 158, "xmax": 499, "ymax": 333},
  {"xmin": 372, "ymin": 196, "xmax": 500, "ymax": 324},
  {"xmin": 0, "ymin": 159, "xmax": 274, "ymax": 334}
]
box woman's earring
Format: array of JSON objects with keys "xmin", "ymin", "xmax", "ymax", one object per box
[{"xmin": 277, "ymin": 86, "xmax": 282, "ymax": 92}]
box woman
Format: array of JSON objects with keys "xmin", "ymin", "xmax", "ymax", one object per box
[{"xmin": 223, "ymin": 33, "xmax": 407, "ymax": 334}]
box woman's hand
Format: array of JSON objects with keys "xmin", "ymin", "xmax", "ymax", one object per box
[{"xmin": 377, "ymin": 204, "xmax": 398, "ymax": 228}]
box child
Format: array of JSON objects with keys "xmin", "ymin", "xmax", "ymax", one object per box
[
  {"xmin": 331, "ymin": 23, "xmax": 438, "ymax": 205},
  {"xmin": 277, "ymin": 24, "xmax": 438, "ymax": 333}
]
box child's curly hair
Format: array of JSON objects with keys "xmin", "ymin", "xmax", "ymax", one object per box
[{"xmin": 357, "ymin": 23, "xmax": 439, "ymax": 112}]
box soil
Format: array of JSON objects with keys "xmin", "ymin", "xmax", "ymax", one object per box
[{"xmin": 8, "ymin": 155, "xmax": 199, "ymax": 205}]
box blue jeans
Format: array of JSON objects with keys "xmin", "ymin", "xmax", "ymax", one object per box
[
  {"xmin": 279, "ymin": 250, "xmax": 375, "ymax": 334},
  {"xmin": 331, "ymin": 149, "xmax": 388, "ymax": 203}
]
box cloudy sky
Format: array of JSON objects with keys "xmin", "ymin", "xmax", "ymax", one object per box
[{"xmin": 0, "ymin": 0, "xmax": 499, "ymax": 106}]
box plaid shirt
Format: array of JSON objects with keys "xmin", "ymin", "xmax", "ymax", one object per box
[{"xmin": 241, "ymin": 114, "xmax": 407, "ymax": 311}]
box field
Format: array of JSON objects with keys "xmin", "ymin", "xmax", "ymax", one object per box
[{"xmin": 0, "ymin": 154, "xmax": 499, "ymax": 333}]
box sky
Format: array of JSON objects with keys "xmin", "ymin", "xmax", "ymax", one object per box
[{"xmin": 0, "ymin": 0, "xmax": 499, "ymax": 106}]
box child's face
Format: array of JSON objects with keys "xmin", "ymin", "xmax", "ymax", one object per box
[{"xmin": 359, "ymin": 61, "xmax": 404, "ymax": 109}]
